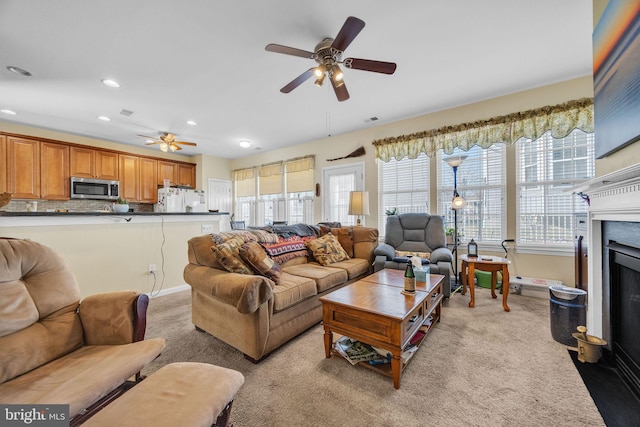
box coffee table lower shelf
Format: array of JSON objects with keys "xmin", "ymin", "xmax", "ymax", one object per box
[
  {"xmin": 330, "ymin": 307, "xmax": 441, "ymax": 380},
  {"xmin": 321, "ymin": 274, "xmax": 444, "ymax": 389}
]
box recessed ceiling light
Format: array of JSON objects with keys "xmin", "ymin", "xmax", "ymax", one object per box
[
  {"xmin": 239, "ymin": 140, "xmax": 251, "ymax": 148},
  {"xmin": 6, "ymin": 66, "xmax": 32, "ymax": 77},
  {"xmin": 97, "ymin": 115, "xmax": 111, "ymax": 122},
  {"xmin": 1, "ymin": 109, "xmax": 17, "ymax": 115},
  {"xmin": 101, "ymin": 78, "xmax": 120, "ymax": 88},
  {"xmin": 186, "ymin": 120, "xmax": 197, "ymax": 126}
]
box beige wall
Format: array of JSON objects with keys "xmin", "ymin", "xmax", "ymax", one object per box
[
  {"xmin": 230, "ymin": 76, "xmax": 596, "ymax": 285},
  {"xmin": 0, "ymin": 218, "xmax": 222, "ymax": 298},
  {"xmin": 3, "ymin": 75, "xmax": 614, "ymax": 290}
]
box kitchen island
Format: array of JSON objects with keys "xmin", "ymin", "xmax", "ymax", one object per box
[{"xmin": 0, "ymin": 211, "xmax": 229, "ymax": 297}]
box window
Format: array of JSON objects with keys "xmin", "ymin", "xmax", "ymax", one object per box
[
  {"xmin": 233, "ymin": 156, "xmax": 314, "ymax": 226},
  {"xmin": 377, "ymin": 153, "xmax": 430, "ymax": 236},
  {"xmin": 437, "ymin": 145, "xmax": 506, "ymax": 245},
  {"xmin": 516, "ymin": 129, "xmax": 594, "ymax": 249}
]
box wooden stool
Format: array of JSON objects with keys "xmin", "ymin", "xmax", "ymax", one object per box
[{"xmin": 83, "ymin": 362, "xmax": 244, "ymax": 427}]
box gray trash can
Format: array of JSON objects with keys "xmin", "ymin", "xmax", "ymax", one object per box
[{"xmin": 549, "ymin": 286, "xmax": 587, "ymax": 346}]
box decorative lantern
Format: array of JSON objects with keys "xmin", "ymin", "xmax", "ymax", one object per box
[{"xmin": 467, "ymin": 239, "xmax": 478, "ymax": 257}]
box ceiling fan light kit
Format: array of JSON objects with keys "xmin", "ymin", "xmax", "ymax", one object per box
[
  {"xmin": 138, "ymin": 132, "xmax": 197, "ymax": 152},
  {"xmin": 265, "ymin": 16, "xmax": 396, "ymax": 101}
]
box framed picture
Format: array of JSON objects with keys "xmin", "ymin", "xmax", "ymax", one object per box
[{"xmin": 593, "ymin": 1, "xmax": 640, "ymax": 158}]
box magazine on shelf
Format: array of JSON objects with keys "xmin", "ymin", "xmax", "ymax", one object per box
[{"xmin": 334, "ymin": 336, "xmax": 379, "ymax": 365}]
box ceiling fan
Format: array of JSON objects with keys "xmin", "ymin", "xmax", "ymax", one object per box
[
  {"xmin": 138, "ymin": 132, "xmax": 197, "ymax": 152},
  {"xmin": 265, "ymin": 16, "xmax": 397, "ymax": 102}
]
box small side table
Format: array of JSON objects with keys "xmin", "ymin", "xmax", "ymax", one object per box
[{"xmin": 459, "ymin": 254, "xmax": 511, "ymax": 312}]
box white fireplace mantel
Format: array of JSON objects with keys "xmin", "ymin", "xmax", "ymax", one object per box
[{"xmin": 573, "ymin": 162, "xmax": 640, "ymax": 337}]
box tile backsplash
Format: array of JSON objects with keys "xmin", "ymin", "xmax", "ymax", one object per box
[{"xmin": 2, "ymin": 199, "xmax": 154, "ymax": 213}]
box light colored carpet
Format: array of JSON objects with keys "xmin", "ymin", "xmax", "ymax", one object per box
[{"xmin": 143, "ymin": 287, "xmax": 605, "ymax": 427}]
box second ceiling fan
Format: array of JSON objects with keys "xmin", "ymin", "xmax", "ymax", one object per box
[
  {"xmin": 138, "ymin": 132, "xmax": 197, "ymax": 152},
  {"xmin": 265, "ymin": 16, "xmax": 397, "ymax": 102}
]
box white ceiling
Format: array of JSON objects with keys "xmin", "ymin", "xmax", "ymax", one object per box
[{"xmin": 0, "ymin": 0, "xmax": 593, "ymax": 159}]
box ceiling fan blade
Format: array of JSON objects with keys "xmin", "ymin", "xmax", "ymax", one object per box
[
  {"xmin": 331, "ymin": 16, "xmax": 365, "ymax": 52},
  {"xmin": 280, "ymin": 68, "xmax": 315, "ymax": 93},
  {"xmin": 331, "ymin": 78, "xmax": 350, "ymax": 102},
  {"xmin": 175, "ymin": 141, "xmax": 197, "ymax": 146},
  {"xmin": 145, "ymin": 141, "xmax": 160, "ymax": 145},
  {"xmin": 171, "ymin": 144, "xmax": 183, "ymax": 151},
  {"xmin": 138, "ymin": 134, "xmax": 160, "ymax": 140},
  {"xmin": 265, "ymin": 43, "xmax": 315, "ymax": 59},
  {"xmin": 344, "ymin": 58, "xmax": 397, "ymax": 75}
]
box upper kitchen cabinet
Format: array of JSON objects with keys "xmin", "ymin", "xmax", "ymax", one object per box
[
  {"xmin": 7, "ymin": 137, "xmax": 40, "ymax": 199},
  {"xmin": 70, "ymin": 146, "xmax": 119, "ymax": 180},
  {"xmin": 157, "ymin": 160, "xmax": 177, "ymax": 186},
  {"xmin": 118, "ymin": 154, "xmax": 140, "ymax": 202},
  {"xmin": 139, "ymin": 157, "xmax": 158, "ymax": 203},
  {"xmin": 177, "ymin": 163, "xmax": 196, "ymax": 188},
  {"xmin": 0, "ymin": 135, "xmax": 6, "ymax": 193},
  {"xmin": 40, "ymin": 142, "xmax": 70, "ymax": 200}
]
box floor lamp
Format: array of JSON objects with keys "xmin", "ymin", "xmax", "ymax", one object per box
[{"xmin": 444, "ymin": 155, "xmax": 467, "ymax": 291}]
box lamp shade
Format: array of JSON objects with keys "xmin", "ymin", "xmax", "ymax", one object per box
[{"xmin": 348, "ymin": 191, "xmax": 370, "ymax": 216}]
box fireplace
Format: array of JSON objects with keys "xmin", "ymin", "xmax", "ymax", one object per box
[
  {"xmin": 602, "ymin": 223, "xmax": 640, "ymax": 399},
  {"xmin": 573, "ymin": 163, "xmax": 640, "ymax": 400}
]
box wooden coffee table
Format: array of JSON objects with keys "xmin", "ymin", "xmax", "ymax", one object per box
[{"xmin": 320, "ymin": 270, "xmax": 444, "ymax": 389}]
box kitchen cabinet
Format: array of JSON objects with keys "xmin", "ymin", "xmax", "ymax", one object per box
[
  {"xmin": 177, "ymin": 163, "xmax": 196, "ymax": 188},
  {"xmin": 40, "ymin": 142, "xmax": 70, "ymax": 200},
  {"xmin": 70, "ymin": 146, "xmax": 119, "ymax": 180},
  {"xmin": 139, "ymin": 157, "xmax": 158, "ymax": 203},
  {"xmin": 119, "ymin": 155, "xmax": 158, "ymax": 203},
  {"xmin": 118, "ymin": 154, "xmax": 140, "ymax": 202},
  {"xmin": 0, "ymin": 135, "xmax": 6, "ymax": 193},
  {"xmin": 7, "ymin": 137, "xmax": 40, "ymax": 199},
  {"xmin": 157, "ymin": 160, "xmax": 177, "ymax": 186}
]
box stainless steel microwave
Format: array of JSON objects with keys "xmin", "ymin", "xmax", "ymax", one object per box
[{"xmin": 70, "ymin": 177, "xmax": 120, "ymax": 200}]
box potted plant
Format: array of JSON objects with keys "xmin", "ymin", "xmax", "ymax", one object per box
[
  {"xmin": 113, "ymin": 197, "xmax": 129, "ymax": 213},
  {"xmin": 445, "ymin": 227, "xmax": 458, "ymax": 244},
  {"xmin": 385, "ymin": 207, "xmax": 399, "ymax": 216}
]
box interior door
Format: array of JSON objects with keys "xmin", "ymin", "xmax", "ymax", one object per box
[
  {"xmin": 208, "ymin": 178, "xmax": 232, "ymax": 230},
  {"xmin": 322, "ymin": 162, "xmax": 364, "ymax": 226}
]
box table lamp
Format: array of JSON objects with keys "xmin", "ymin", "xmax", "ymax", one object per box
[{"xmin": 349, "ymin": 191, "xmax": 370, "ymax": 226}]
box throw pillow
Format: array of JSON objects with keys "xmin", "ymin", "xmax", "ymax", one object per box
[
  {"xmin": 239, "ymin": 242, "xmax": 282, "ymax": 284},
  {"xmin": 306, "ymin": 233, "xmax": 350, "ymax": 266},
  {"xmin": 395, "ymin": 250, "xmax": 431, "ymax": 260},
  {"xmin": 261, "ymin": 236, "xmax": 309, "ymax": 265},
  {"xmin": 318, "ymin": 226, "xmax": 354, "ymax": 258},
  {"xmin": 211, "ymin": 242, "xmax": 253, "ymax": 275}
]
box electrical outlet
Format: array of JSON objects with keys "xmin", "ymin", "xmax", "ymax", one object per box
[
  {"xmin": 201, "ymin": 224, "xmax": 214, "ymax": 234},
  {"xmin": 148, "ymin": 264, "xmax": 156, "ymax": 275}
]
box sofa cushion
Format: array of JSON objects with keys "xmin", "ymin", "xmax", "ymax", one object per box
[
  {"xmin": 213, "ymin": 231, "xmax": 257, "ymax": 244},
  {"xmin": 239, "ymin": 242, "xmax": 282, "ymax": 285},
  {"xmin": 306, "ymin": 233, "xmax": 350, "ymax": 266},
  {"xmin": 211, "ymin": 240, "xmax": 253, "ymax": 275},
  {"xmin": 272, "ymin": 273, "xmax": 317, "ymax": 312},
  {"xmin": 282, "ymin": 264, "xmax": 348, "ymax": 293},
  {"xmin": 0, "ymin": 338, "xmax": 166, "ymax": 417},
  {"xmin": 326, "ymin": 258, "xmax": 371, "ymax": 280}
]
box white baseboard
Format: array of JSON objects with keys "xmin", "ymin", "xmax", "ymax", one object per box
[{"xmin": 147, "ymin": 284, "xmax": 190, "ymax": 298}]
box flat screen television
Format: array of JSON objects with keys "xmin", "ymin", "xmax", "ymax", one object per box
[{"xmin": 593, "ymin": 0, "xmax": 640, "ymax": 158}]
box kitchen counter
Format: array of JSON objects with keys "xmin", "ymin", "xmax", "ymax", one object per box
[
  {"xmin": 0, "ymin": 211, "xmax": 229, "ymax": 227},
  {"xmin": 0, "ymin": 211, "xmax": 229, "ymax": 216}
]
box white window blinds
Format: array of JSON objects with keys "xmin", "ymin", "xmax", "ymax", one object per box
[{"xmin": 516, "ymin": 129, "xmax": 594, "ymax": 246}]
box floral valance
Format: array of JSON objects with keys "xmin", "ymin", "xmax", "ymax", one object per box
[{"xmin": 373, "ymin": 98, "xmax": 594, "ymax": 162}]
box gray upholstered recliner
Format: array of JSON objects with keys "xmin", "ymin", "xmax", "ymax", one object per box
[{"xmin": 374, "ymin": 213, "xmax": 453, "ymax": 297}]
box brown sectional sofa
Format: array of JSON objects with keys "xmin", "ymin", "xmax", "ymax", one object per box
[{"xmin": 184, "ymin": 225, "xmax": 379, "ymax": 361}]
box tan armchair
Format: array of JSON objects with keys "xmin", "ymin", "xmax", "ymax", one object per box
[{"xmin": 0, "ymin": 237, "xmax": 165, "ymax": 425}]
